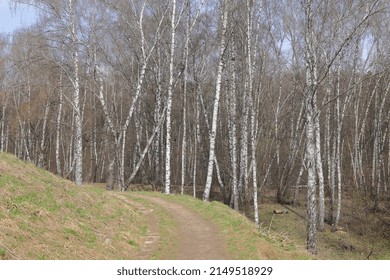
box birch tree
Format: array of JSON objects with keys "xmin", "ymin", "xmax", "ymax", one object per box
[
  {"xmin": 203, "ymin": 0, "xmax": 229, "ymax": 201},
  {"xmin": 68, "ymin": 0, "xmax": 83, "ymax": 185},
  {"xmin": 302, "ymin": 0, "xmax": 318, "ymax": 254},
  {"xmin": 227, "ymin": 31, "xmax": 239, "ymax": 210},
  {"xmin": 164, "ymin": 0, "xmax": 177, "ymax": 194}
]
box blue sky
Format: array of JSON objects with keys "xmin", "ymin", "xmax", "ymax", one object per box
[{"xmin": 0, "ymin": 0, "xmax": 37, "ymax": 34}]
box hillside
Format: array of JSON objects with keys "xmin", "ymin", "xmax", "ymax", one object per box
[
  {"xmin": 0, "ymin": 152, "xmax": 309, "ymax": 260},
  {"xmin": 0, "ymin": 153, "xmax": 147, "ymax": 259},
  {"xmin": 1, "ymin": 152, "xmax": 388, "ymax": 260}
]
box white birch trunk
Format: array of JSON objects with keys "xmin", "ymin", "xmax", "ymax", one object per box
[
  {"xmin": 56, "ymin": 64, "xmax": 63, "ymax": 176},
  {"xmin": 293, "ymin": 161, "xmax": 305, "ymax": 206},
  {"xmin": 26, "ymin": 74, "xmax": 32, "ymax": 162},
  {"xmin": 325, "ymin": 76, "xmax": 335, "ymax": 224},
  {"xmin": 304, "ymin": 0, "xmax": 318, "ymax": 254},
  {"xmin": 106, "ymin": 134, "xmax": 116, "ymax": 191},
  {"xmin": 119, "ymin": 131, "xmax": 126, "ymax": 191},
  {"xmin": 69, "ymin": 0, "xmax": 83, "ymax": 186},
  {"xmin": 247, "ymin": 0, "xmax": 258, "ymax": 224},
  {"xmin": 1, "ymin": 92, "xmax": 8, "ymax": 152},
  {"xmin": 164, "ymin": 0, "xmax": 177, "ymax": 195},
  {"xmin": 181, "ymin": 6, "xmax": 190, "ymax": 195},
  {"xmin": 239, "ymin": 95, "xmax": 249, "ymax": 202},
  {"xmin": 38, "ymin": 103, "xmax": 50, "ymax": 168},
  {"xmin": 228, "ymin": 33, "xmax": 239, "ymax": 210},
  {"xmin": 4, "ymin": 126, "xmax": 8, "ymax": 152},
  {"xmin": 251, "ymin": 108, "xmax": 259, "ymax": 226},
  {"xmin": 314, "ymin": 103, "xmax": 325, "ymax": 231},
  {"xmin": 332, "ymin": 85, "xmax": 342, "ymax": 231},
  {"xmin": 193, "ymin": 87, "xmax": 201, "ymax": 197},
  {"xmin": 203, "ymin": 0, "xmax": 228, "ymax": 201},
  {"xmin": 154, "ymin": 47, "xmax": 163, "ymax": 185}
]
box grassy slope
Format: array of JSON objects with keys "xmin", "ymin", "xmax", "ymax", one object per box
[
  {"xmin": 0, "ymin": 152, "xmax": 309, "ymax": 260},
  {"xmin": 0, "ymin": 153, "xmax": 147, "ymax": 260},
  {"xmin": 1, "ymin": 152, "xmax": 387, "ymax": 260}
]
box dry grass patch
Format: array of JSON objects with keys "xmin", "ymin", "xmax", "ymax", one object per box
[
  {"xmin": 0, "ymin": 153, "xmax": 147, "ymax": 259},
  {"xmin": 256, "ymin": 197, "xmax": 390, "ymax": 260}
]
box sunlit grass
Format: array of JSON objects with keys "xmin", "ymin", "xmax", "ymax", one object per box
[
  {"xmin": 138, "ymin": 192, "xmax": 310, "ymax": 259},
  {"xmin": 0, "ymin": 152, "xmax": 147, "ymax": 259}
]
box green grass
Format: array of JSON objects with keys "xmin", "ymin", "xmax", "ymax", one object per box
[
  {"xmin": 5, "ymin": 152, "xmax": 385, "ymax": 260},
  {"xmin": 64, "ymin": 201, "xmax": 76, "ymax": 210},
  {"xmin": 12, "ymin": 188, "xmax": 61, "ymax": 213},
  {"xmin": 0, "ymin": 247, "xmax": 6, "ymax": 258},
  {"xmin": 0, "ymin": 152, "xmax": 147, "ymax": 259},
  {"xmin": 139, "ymin": 225, "xmax": 147, "ymax": 236},
  {"xmin": 134, "ymin": 192, "xmax": 390, "ymax": 259},
  {"xmin": 0, "ymin": 174, "xmax": 26, "ymax": 190},
  {"xmin": 81, "ymin": 225, "xmax": 97, "ymax": 247},
  {"xmin": 153, "ymin": 207, "xmax": 177, "ymax": 259},
  {"xmin": 126, "ymin": 194, "xmax": 178, "ymax": 259},
  {"xmin": 251, "ymin": 200, "xmax": 390, "ymax": 260},
  {"xmin": 134, "ymin": 192, "xmax": 308, "ymax": 259},
  {"xmin": 63, "ymin": 227, "xmax": 80, "ymax": 238},
  {"xmin": 128, "ymin": 239, "xmax": 139, "ymax": 247}
]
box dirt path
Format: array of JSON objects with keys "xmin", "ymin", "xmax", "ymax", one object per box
[{"xmin": 130, "ymin": 194, "xmax": 230, "ymax": 260}]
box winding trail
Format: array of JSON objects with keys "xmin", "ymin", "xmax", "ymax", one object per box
[{"xmin": 123, "ymin": 193, "xmax": 230, "ymax": 260}]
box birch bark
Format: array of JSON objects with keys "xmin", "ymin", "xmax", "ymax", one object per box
[
  {"xmin": 164, "ymin": 0, "xmax": 177, "ymax": 194},
  {"xmin": 227, "ymin": 33, "xmax": 239, "ymax": 210},
  {"xmin": 247, "ymin": 0, "xmax": 259, "ymax": 225},
  {"xmin": 203, "ymin": 0, "xmax": 228, "ymax": 201},
  {"xmin": 303, "ymin": 0, "xmax": 318, "ymax": 254},
  {"xmin": 55, "ymin": 62, "xmax": 63, "ymax": 176},
  {"xmin": 38, "ymin": 103, "xmax": 49, "ymax": 168},
  {"xmin": 181, "ymin": 3, "xmax": 190, "ymax": 195},
  {"xmin": 69, "ymin": 0, "xmax": 83, "ymax": 186}
]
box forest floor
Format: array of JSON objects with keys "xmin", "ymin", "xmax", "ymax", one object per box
[
  {"xmin": 114, "ymin": 191, "xmax": 310, "ymax": 260},
  {"xmin": 121, "ymin": 186, "xmax": 390, "ymax": 260},
  {"xmin": 2, "ymin": 152, "xmax": 388, "ymax": 259},
  {"xmin": 1, "ymin": 152, "xmax": 304, "ymax": 259},
  {"xmin": 116, "ymin": 193, "xmax": 230, "ymax": 259}
]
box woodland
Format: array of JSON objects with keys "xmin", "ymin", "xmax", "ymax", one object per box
[{"xmin": 0, "ymin": 0, "xmax": 389, "ymax": 254}]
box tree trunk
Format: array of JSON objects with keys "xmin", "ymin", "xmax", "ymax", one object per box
[
  {"xmin": 106, "ymin": 135, "xmax": 116, "ymax": 191},
  {"xmin": 227, "ymin": 32, "xmax": 239, "ymax": 210},
  {"xmin": 315, "ymin": 105, "xmax": 325, "ymax": 231},
  {"xmin": 164, "ymin": 0, "xmax": 177, "ymax": 195},
  {"xmin": 304, "ymin": 0, "xmax": 318, "ymax": 254},
  {"xmin": 38, "ymin": 103, "xmax": 49, "ymax": 168},
  {"xmin": 56, "ymin": 63, "xmax": 63, "ymax": 176},
  {"xmin": 69, "ymin": 0, "xmax": 83, "ymax": 186},
  {"xmin": 203, "ymin": 0, "xmax": 228, "ymax": 201}
]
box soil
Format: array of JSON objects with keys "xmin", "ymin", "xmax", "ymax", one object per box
[{"xmin": 125, "ymin": 194, "xmax": 230, "ymax": 260}]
